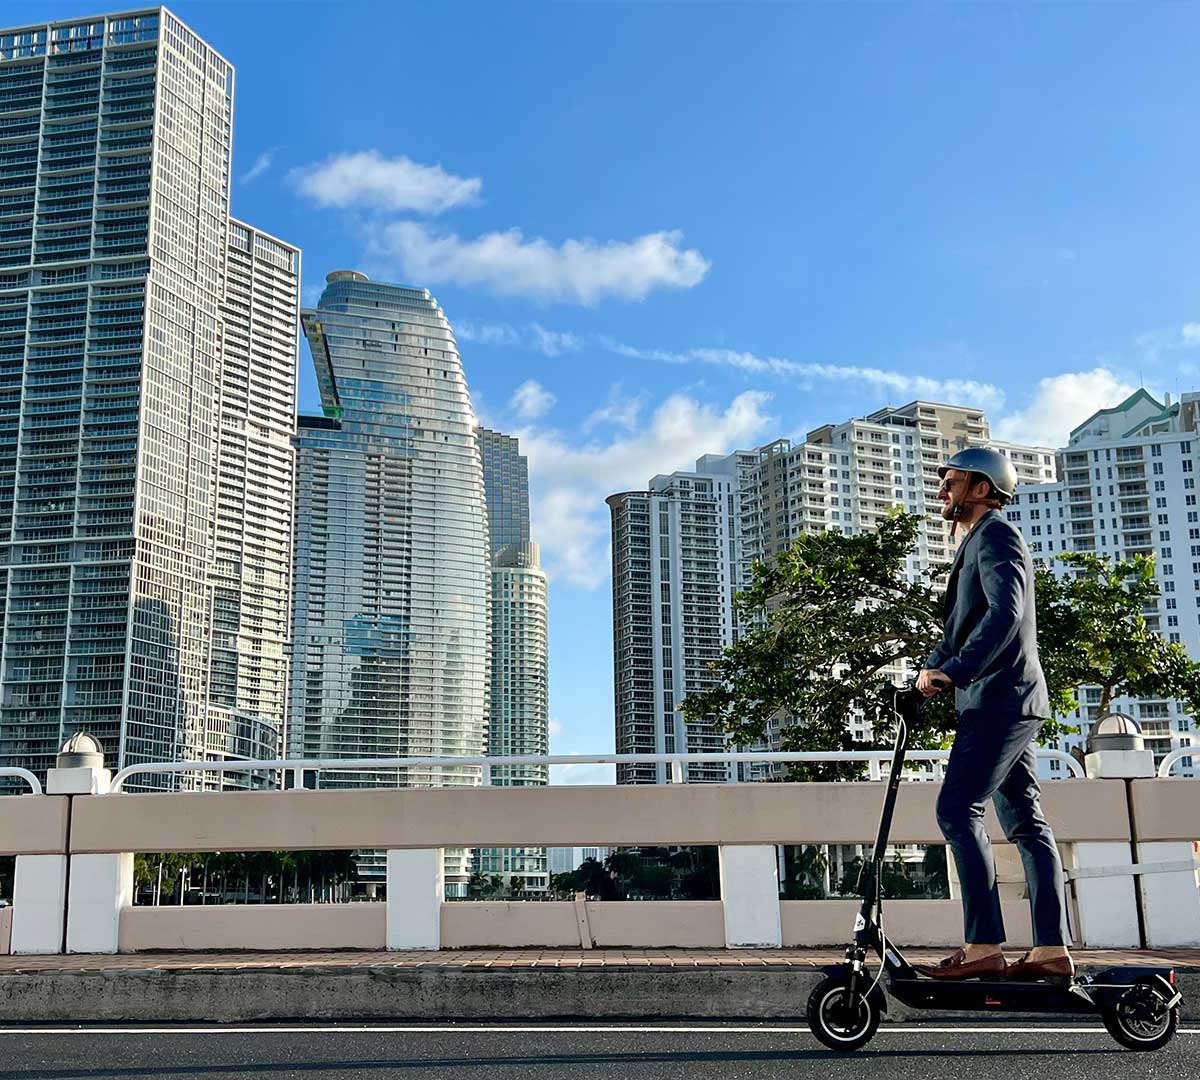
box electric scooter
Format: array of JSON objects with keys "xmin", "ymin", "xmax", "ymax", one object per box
[{"xmin": 806, "ymin": 685, "xmax": 1183, "ymax": 1053}]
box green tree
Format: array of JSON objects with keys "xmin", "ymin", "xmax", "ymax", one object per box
[
  {"xmin": 782, "ymin": 844, "xmax": 829, "ymax": 900},
  {"xmin": 575, "ymin": 857, "xmax": 617, "ymax": 900},
  {"xmin": 1038, "ymin": 552, "xmax": 1200, "ymax": 717},
  {"xmin": 680, "ymin": 513, "xmax": 959, "ymax": 780},
  {"xmin": 921, "ymin": 844, "xmax": 949, "ymax": 899},
  {"xmin": 838, "ymin": 855, "xmax": 916, "ymax": 899}
]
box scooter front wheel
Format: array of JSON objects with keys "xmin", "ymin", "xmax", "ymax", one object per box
[
  {"xmin": 806, "ymin": 975, "xmax": 880, "ymax": 1052},
  {"xmin": 1101, "ymin": 982, "xmax": 1179, "ymax": 1051}
]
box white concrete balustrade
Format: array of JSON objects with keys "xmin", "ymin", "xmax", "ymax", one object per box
[{"xmin": 0, "ymin": 755, "xmax": 1196, "ymax": 956}]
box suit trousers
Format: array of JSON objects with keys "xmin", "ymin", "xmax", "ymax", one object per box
[{"xmin": 935, "ymin": 710, "xmax": 1071, "ymax": 947}]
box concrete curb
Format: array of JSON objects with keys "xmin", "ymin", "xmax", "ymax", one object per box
[{"xmin": 0, "ymin": 966, "xmax": 1194, "ymax": 1024}]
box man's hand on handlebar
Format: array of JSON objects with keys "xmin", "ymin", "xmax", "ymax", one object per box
[{"xmin": 916, "ymin": 668, "xmax": 953, "ymax": 697}]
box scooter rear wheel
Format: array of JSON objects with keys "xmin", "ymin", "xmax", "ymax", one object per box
[
  {"xmin": 807, "ymin": 975, "xmax": 880, "ymax": 1052},
  {"xmin": 1100, "ymin": 982, "xmax": 1179, "ymax": 1051}
]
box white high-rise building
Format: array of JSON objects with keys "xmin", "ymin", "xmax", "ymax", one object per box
[
  {"xmin": 0, "ymin": 9, "xmax": 296, "ymax": 787},
  {"xmin": 1005, "ymin": 389, "xmax": 1199, "ymax": 777},
  {"xmin": 208, "ymin": 221, "xmax": 299, "ymax": 777},
  {"xmin": 608, "ymin": 452, "xmax": 757, "ymax": 785}
]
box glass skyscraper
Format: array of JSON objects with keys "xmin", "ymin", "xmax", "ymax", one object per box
[
  {"xmin": 290, "ymin": 271, "xmax": 491, "ymax": 889},
  {"xmin": 476, "ymin": 428, "xmax": 548, "ymax": 892},
  {"xmin": 0, "ymin": 9, "xmax": 289, "ymax": 787},
  {"xmin": 478, "ymin": 428, "xmax": 530, "ymax": 554}
]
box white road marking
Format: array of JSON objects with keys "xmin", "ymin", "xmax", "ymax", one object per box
[{"xmin": 0, "ymin": 1024, "xmax": 1194, "ymax": 1036}]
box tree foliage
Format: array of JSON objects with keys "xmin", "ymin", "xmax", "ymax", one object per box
[
  {"xmin": 1038, "ymin": 552, "xmax": 1200, "ymax": 717},
  {"xmin": 681, "ymin": 511, "xmax": 1199, "ymax": 779},
  {"xmin": 548, "ymin": 848, "xmax": 720, "ymax": 900},
  {"xmin": 133, "ymin": 849, "xmax": 359, "ymax": 905}
]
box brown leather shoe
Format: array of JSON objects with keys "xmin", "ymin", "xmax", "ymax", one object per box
[
  {"xmin": 1005, "ymin": 953, "xmax": 1075, "ymax": 981},
  {"xmin": 915, "ymin": 948, "xmax": 1007, "ymax": 981}
]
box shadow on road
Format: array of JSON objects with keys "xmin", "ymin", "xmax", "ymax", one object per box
[{"xmin": 5, "ymin": 1045, "xmax": 1123, "ymax": 1078}]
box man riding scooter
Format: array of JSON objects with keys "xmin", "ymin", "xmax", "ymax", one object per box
[{"xmin": 916, "ymin": 447, "xmax": 1073, "ymax": 981}]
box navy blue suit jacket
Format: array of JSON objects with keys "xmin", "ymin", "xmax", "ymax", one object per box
[{"xmin": 925, "ymin": 510, "xmax": 1050, "ymax": 718}]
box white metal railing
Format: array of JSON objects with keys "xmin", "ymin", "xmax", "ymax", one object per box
[
  {"xmin": 0, "ymin": 766, "xmax": 42, "ymax": 795},
  {"xmin": 108, "ymin": 748, "xmax": 1085, "ymax": 792},
  {"xmin": 1157, "ymin": 746, "xmax": 1197, "ymax": 778}
]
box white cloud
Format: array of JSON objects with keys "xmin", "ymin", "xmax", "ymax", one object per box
[
  {"xmin": 548, "ymin": 718, "xmax": 564, "ymax": 738},
  {"xmin": 509, "ymin": 379, "xmax": 556, "ymax": 421},
  {"xmin": 289, "ymin": 150, "xmax": 481, "ymax": 214},
  {"xmin": 374, "ymin": 223, "xmax": 710, "ymax": 304},
  {"xmin": 584, "ymin": 383, "xmax": 648, "ymax": 433},
  {"xmin": 518, "ymin": 390, "xmax": 775, "ymax": 589},
  {"xmin": 241, "ymin": 148, "xmax": 278, "ymax": 184},
  {"xmin": 1182, "ymin": 323, "xmax": 1200, "ymax": 346},
  {"xmin": 992, "ymin": 368, "xmax": 1140, "ymax": 448}
]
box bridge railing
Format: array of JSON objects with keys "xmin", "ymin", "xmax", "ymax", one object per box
[
  {"xmin": 107, "ymin": 748, "xmax": 1086, "ymax": 791},
  {"xmin": 0, "ymin": 751, "xmax": 1195, "ymax": 957}
]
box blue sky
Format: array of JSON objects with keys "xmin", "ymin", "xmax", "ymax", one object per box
[{"xmin": 14, "ymin": 2, "xmax": 1200, "ymax": 780}]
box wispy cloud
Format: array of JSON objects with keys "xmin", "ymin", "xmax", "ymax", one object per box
[
  {"xmin": 462, "ymin": 322, "xmax": 1005, "ymax": 413},
  {"xmin": 373, "ymin": 224, "xmax": 710, "ymax": 305},
  {"xmin": 584, "ymin": 383, "xmax": 648, "ymax": 433},
  {"xmin": 509, "ymin": 379, "xmax": 557, "ymax": 421},
  {"xmin": 602, "ymin": 341, "xmax": 1005, "ymax": 413},
  {"xmin": 241, "ymin": 147, "xmax": 279, "ymax": 184},
  {"xmin": 1134, "ymin": 322, "xmax": 1200, "ymax": 367},
  {"xmin": 456, "ymin": 320, "xmax": 582, "ymax": 357},
  {"xmin": 517, "ymin": 390, "xmax": 775, "ymax": 589},
  {"xmin": 289, "ymin": 150, "xmax": 481, "ymax": 214}
]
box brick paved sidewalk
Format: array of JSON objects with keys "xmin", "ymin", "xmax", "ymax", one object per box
[{"xmin": 0, "ymin": 946, "xmax": 1195, "ymax": 975}]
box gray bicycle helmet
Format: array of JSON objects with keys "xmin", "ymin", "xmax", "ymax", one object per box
[{"xmin": 936, "ymin": 447, "xmax": 1019, "ymax": 502}]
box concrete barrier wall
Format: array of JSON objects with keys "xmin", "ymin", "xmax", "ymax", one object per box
[
  {"xmin": 116, "ymin": 898, "xmax": 1003, "ymax": 952},
  {"xmin": 441, "ymin": 901, "xmax": 725, "ymax": 949},
  {"xmin": 68, "ymin": 779, "xmax": 1131, "ymax": 854},
  {"xmin": 0, "ymin": 797, "xmax": 69, "ymax": 856},
  {"xmin": 780, "ymin": 898, "xmax": 1034, "ymax": 948},
  {"xmin": 121, "ymin": 903, "xmax": 386, "ymax": 952},
  {"xmin": 1129, "ymin": 779, "xmax": 1200, "ymax": 842}
]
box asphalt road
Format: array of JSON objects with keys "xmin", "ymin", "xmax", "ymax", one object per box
[{"xmin": 0, "ymin": 1023, "xmax": 1197, "ymax": 1079}]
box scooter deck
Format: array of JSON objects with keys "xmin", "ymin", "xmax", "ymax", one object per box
[{"xmin": 888, "ymin": 975, "xmax": 1096, "ymax": 1014}]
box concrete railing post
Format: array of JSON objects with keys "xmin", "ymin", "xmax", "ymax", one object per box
[
  {"xmin": 386, "ymin": 848, "xmax": 443, "ymax": 950},
  {"xmin": 1076, "ymin": 743, "xmax": 1154, "ymax": 948},
  {"xmin": 1080, "ymin": 741, "xmax": 1200, "ymax": 948},
  {"xmin": 10, "ymin": 854, "xmax": 67, "ymax": 955},
  {"xmin": 47, "ymin": 752, "xmax": 134, "ymax": 955},
  {"xmin": 718, "ymin": 844, "xmax": 782, "ymax": 948},
  {"xmin": 1137, "ymin": 839, "xmax": 1200, "ymax": 948},
  {"xmin": 1067, "ymin": 841, "xmax": 1140, "ymax": 948}
]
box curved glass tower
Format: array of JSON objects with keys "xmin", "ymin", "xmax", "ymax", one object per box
[{"xmin": 290, "ymin": 271, "xmax": 490, "ymax": 886}]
